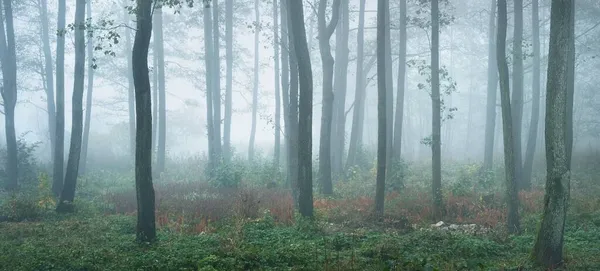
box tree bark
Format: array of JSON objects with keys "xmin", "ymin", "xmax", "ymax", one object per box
[
  {"xmin": 345, "ymin": 0, "xmax": 366, "ymax": 170},
  {"xmin": 497, "ymin": 0, "xmax": 521, "ymax": 234},
  {"xmin": 132, "ymin": 0, "xmax": 156, "ymax": 243},
  {"xmin": 331, "ymin": 0, "xmax": 349, "ymax": 178},
  {"xmin": 317, "ymin": 0, "xmax": 340, "ymax": 195},
  {"xmin": 392, "ymin": 0, "xmax": 407, "ymax": 186},
  {"xmin": 288, "ymin": 0, "xmax": 313, "ymax": 217},
  {"xmin": 431, "ymin": 0, "xmax": 443, "ymax": 221},
  {"xmin": 523, "ymin": 0, "xmax": 541, "ymax": 189},
  {"xmin": 512, "ymin": 0, "xmax": 524, "ymax": 190},
  {"xmin": 57, "ymin": 0, "xmax": 86, "ymax": 213},
  {"xmin": 248, "ymin": 0, "xmax": 259, "ymax": 161},
  {"xmin": 483, "ymin": 0, "xmax": 498, "ymax": 172},
  {"xmin": 80, "ymin": 0, "xmax": 94, "ymax": 175},
  {"xmin": 154, "ymin": 6, "xmax": 166, "ymax": 174},
  {"xmin": 532, "ymin": 0, "xmax": 573, "ymax": 266},
  {"xmin": 224, "ymin": 0, "xmax": 233, "ymax": 162},
  {"xmin": 39, "ymin": 0, "xmax": 56, "ymax": 162},
  {"xmin": 374, "ymin": 0, "xmax": 387, "ymax": 218},
  {"xmin": 273, "ymin": 0, "xmax": 281, "ymax": 168},
  {"xmin": 53, "ymin": 0, "xmax": 66, "ymax": 196}
]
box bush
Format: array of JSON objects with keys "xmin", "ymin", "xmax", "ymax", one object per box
[
  {"xmin": 0, "ymin": 173, "xmax": 55, "ymax": 221},
  {"xmin": 0, "ymin": 134, "xmax": 41, "ymax": 188}
]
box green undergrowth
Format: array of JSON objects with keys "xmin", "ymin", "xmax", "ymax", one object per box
[{"xmin": 1, "ymin": 211, "xmax": 599, "ymax": 271}]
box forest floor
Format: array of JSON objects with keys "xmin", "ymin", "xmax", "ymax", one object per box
[{"xmin": 1, "ymin": 160, "xmax": 600, "ymax": 270}]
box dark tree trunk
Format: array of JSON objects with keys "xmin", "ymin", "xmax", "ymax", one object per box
[
  {"xmin": 132, "ymin": 0, "xmax": 156, "ymax": 243},
  {"xmin": 497, "ymin": 0, "xmax": 521, "ymax": 234},
  {"xmin": 53, "ymin": 0, "xmax": 66, "ymax": 196},
  {"xmin": 224, "ymin": 0, "xmax": 233, "ymax": 162},
  {"xmin": 512, "ymin": 0, "xmax": 524, "ymax": 190},
  {"xmin": 0, "ymin": 0, "xmax": 16, "ymax": 191},
  {"xmin": 125, "ymin": 9, "xmax": 136, "ymax": 162},
  {"xmin": 154, "ymin": 7, "xmax": 166, "ymax": 174},
  {"xmin": 374, "ymin": 0, "xmax": 387, "ymax": 218},
  {"xmin": 317, "ymin": 0, "xmax": 340, "ymax": 195},
  {"xmin": 79, "ymin": 0, "xmax": 94, "ymax": 175},
  {"xmin": 203, "ymin": 4, "xmax": 216, "ymax": 173},
  {"xmin": 384, "ymin": 0, "xmax": 394, "ymax": 183},
  {"xmin": 532, "ymin": 0, "xmax": 574, "ymax": 267},
  {"xmin": 483, "ymin": 0, "xmax": 498, "ymax": 172},
  {"xmin": 282, "ymin": 0, "xmax": 298, "ymax": 195},
  {"xmin": 57, "ymin": 0, "xmax": 86, "ymax": 213},
  {"xmin": 345, "ymin": 0, "xmax": 366, "ymax": 170},
  {"xmin": 212, "ymin": 0, "xmax": 222, "ymax": 162},
  {"xmin": 431, "ymin": 0, "xmax": 443, "ymax": 221},
  {"xmin": 391, "ymin": 0, "xmax": 407, "ymax": 187},
  {"xmin": 288, "ymin": 0, "xmax": 313, "ymax": 217},
  {"xmin": 273, "ymin": 0, "xmax": 281, "ymax": 168},
  {"xmin": 523, "ymin": 0, "xmax": 541, "ymax": 189},
  {"xmin": 39, "ymin": 0, "xmax": 56, "ymax": 162},
  {"xmin": 331, "ymin": 0, "xmax": 349, "ymax": 178},
  {"xmin": 249, "ymin": 0, "xmax": 259, "ymax": 161}
]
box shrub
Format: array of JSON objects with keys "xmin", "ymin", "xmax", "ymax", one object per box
[{"xmin": 0, "ymin": 134, "xmax": 41, "ymax": 188}]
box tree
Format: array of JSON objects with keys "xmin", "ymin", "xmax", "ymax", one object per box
[
  {"xmin": 523, "ymin": 0, "xmax": 541, "ymax": 189},
  {"xmin": 132, "ymin": 0, "xmax": 156, "ymax": 243},
  {"xmin": 223, "ymin": 0, "xmax": 233, "ymax": 162},
  {"xmin": 512, "ymin": 0, "xmax": 524, "ymax": 190},
  {"xmin": 483, "ymin": 0, "xmax": 498, "ymax": 172},
  {"xmin": 0, "ymin": 0, "xmax": 18, "ymax": 191},
  {"xmin": 80, "ymin": 0, "xmax": 95, "ymax": 175},
  {"xmin": 374, "ymin": 0, "xmax": 387, "ymax": 218},
  {"xmin": 431, "ymin": 0, "xmax": 443, "ymax": 221},
  {"xmin": 391, "ymin": 0, "xmax": 407, "ymax": 186},
  {"xmin": 248, "ymin": 0, "xmax": 259, "ymax": 161},
  {"xmin": 39, "ymin": 0, "xmax": 57, "ymax": 163},
  {"xmin": 211, "ymin": 0, "xmax": 222, "ymax": 163},
  {"xmin": 56, "ymin": 0, "xmax": 86, "ymax": 213},
  {"xmin": 53, "ymin": 0, "xmax": 66, "ymax": 196},
  {"xmin": 273, "ymin": 0, "xmax": 281, "ymax": 168},
  {"xmin": 203, "ymin": 2, "xmax": 216, "ymax": 172},
  {"xmin": 496, "ymin": 0, "xmax": 520, "ymax": 234},
  {"xmin": 125, "ymin": 7, "xmax": 136, "ymax": 161},
  {"xmin": 331, "ymin": 0, "xmax": 349, "ymax": 178},
  {"xmin": 154, "ymin": 5, "xmax": 166, "ymax": 174},
  {"xmin": 288, "ymin": 0, "xmax": 313, "ymax": 217},
  {"xmin": 345, "ymin": 0, "xmax": 366, "ymax": 170},
  {"xmin": 532, "ymin": 0, "xmax": 574, "ymax": 266},
  {"xmin": 317, "ymin": 0, "xmax": 341, "ymax": 195}
]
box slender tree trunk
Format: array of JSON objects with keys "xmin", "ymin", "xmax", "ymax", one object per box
[
  {"xmin": 431, "ymin": 0, "xmax": 443, "ymax": 221},
  {"xmin": 154, "ymin": 7, "xmax": 166, "ymax": 174},
  {"xmin": 224, "ymin": 0, "xmax": 233, "ymax": 162},
  {"xmin": 392, "ymin": 0, "xmax": 407, "ymax": 187},
  {"xmin": 483, "ymin": 0, "xmax": 498, "ymax": 172},
  {"xmin": 281, "ymin": 0, "xmax": 292, "ymax": 187},
  {"xmin": 56, "ymin": 0, "xmax": 86, "ymax": 213},
  {"xmin": 53, "ymin": 0, "xmax": 66, "ymax": 196},
  {"xmin": 331, "ymin": 0, "xmax": 349, "ymax": 178},
  {"xmin": 152, "ymin": 50, "xmax": 158, "ymax": 154},
  {"xmin": 125, "ymin": 9, "xmax": 136, "ymax": 162},
  {"xmin": 212, "ymin": 0, "xmax": 222, "ymax": 162},
  {"xmin": 80, "ymin": 0, "xmax": 94, "ymax": 175},
  {"xmin": 273, "ymin": 0, "xmax": 281, "ymax": 168},
  {"xmin": 512, "ymin": 0, "xmax": 524, "ymax": 189},
  {"xmin": 497, "ymin": 0, "xmax": 521, "ymax": 234},
  {"xmin": 317, "ymin": 0, "xmax": 340, "ymax": 195},
  {"xmin": 374, "ymin": 0, "xmax": 387, "ymax": 218},
  {"xmin": 345, "ymin": 0, "xmax": 366, "ymax": 170},
  {"xmin": 248, "ymin": 0, "xmax": 259, "ymax": 161},
  {"xmin": 565, "ymin": 0, "xmax": 574, "ymax": 167},
  {"xmin": 384, "ymin": 0, "xmax": 394, "ymax": 181},
  {"xmin": 132, "ymin": 0, "xmax": 156, "ymax": 243},
  {"xmin": 523, "ymin": 0, "xmax": 541, "ymax": 189},
  {"xmin": 532, "ymin": 0, "xmax": 573, "ymax": 266},
  {"xmin": 204, "ymin": 4, "xmax": 216, "ymax": 173},
  {"xmin": 39, "ymin": 0, "xmax": 56, "ymax": 162},
  {"xmin": 0, "ymin": 0, "xmax": 16, "ymax": 191},
  {"xmin": 288, "ymin": 0, "xmax": 313, "ymax": 217}
]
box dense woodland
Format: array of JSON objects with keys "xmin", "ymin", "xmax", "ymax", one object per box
[{"xmin": 0, "ymin": 0, "xmax": 598, "ymax": 270}]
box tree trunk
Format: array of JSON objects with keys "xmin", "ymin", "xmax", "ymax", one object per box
[
  {"xmin": 79, "ymin": 0, "xmax": 94, "ymax": 175},
  {"xmin": 203, "ymin": 4, "xmax": 216, "ymax": 173},
  {"xmin": 152, "ymin": 48, "xmax": 158, "ymax": 154},
  {"xmin": 512, "ymin": 0, "xmax": 524, "ymax": 190},
  {"xmin": 224, "ymin": 0, "xmax": 233, "ymax": 162},
  {"xmin": 273, "ymin": 0, "xmax": 281, "ymax": 168},
  {"xmin": 483, "ymin": 0, "xmax": 498, "ymax": 172},
  {"xmin": 212, "ymin": 0, "xmax": 222, "ymax": 162},
  {"xmin": 280, "ymin": 0, "xmax": 291, "ymax": 185},
  {"xmin": 53, "ymin": 0, "xmax": 66, "ymax": 196},
  {"xmin": 532, "ymin": 0, "xmax": 573, "ymax": 266},
  {"xmin": 132, "ymin": 0, "xmax": 156, "ymax": 243},
  {"xmin": 0, "ymin": 0, "xmax": 16, "ymax": 190},
  {"xmin": 497, "ymin": 0, "xmax": 520, "ymax": 234},
  {"xmin": 317, "ymin": 0, "xmax": 340, "ymax": 195},
  {"xmin": 345, "ymin": 0, "xmax": 366, "ymax": 170},
  {"xmin": 288, "ymin": 0, "xmax": 313, "ymax": 217},
  {"xmin": 431, "ymin": 0, "xmax": 443, "ymax": 221},
  {"xmin": 154, "ymin": 6, "xmax": 166, "ymax": 174},
  {"xmin": 392, "ymin": 0, "xmax": 407, "ymax": 186},
  {"xmin": 56, "ymin": 0, "xmax": 86, "ymax": 213},
  {"xmin": 331, "ymin": 0, "xmax": 349, "ymax": 178},
  {"xmin": 39, "ymin": 0, "xmax": 56, "ymax": 162},
  {"xmin": 523, "ymin": 0, "xmax": 540, "ymax": 189},
  {"xmin": 248, "ymin": 0, "xmax": 259, "ymax": 161},
  {"xmin": 384, "ymin": 0, "xmax": 394, "ymax": 182},
  {"xmin": 125, "ymin": 9, "xmax": 136, "ymax": 162},
  {"xmin": 374, "ymin": 0, "xmax": 387, "ymax": 218}
]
